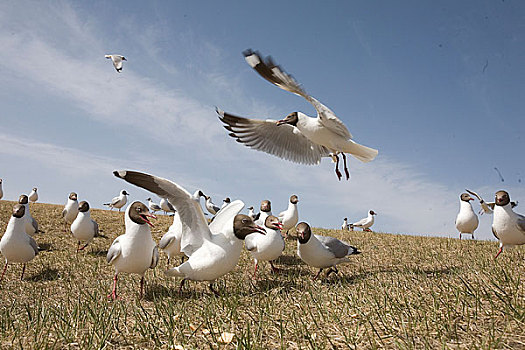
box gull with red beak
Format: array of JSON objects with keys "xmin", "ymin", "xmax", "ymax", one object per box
[
  {"xmin": 106, "ymin": 201, "xmax": 159, "ymax": 300},
  {"xmin": 217, "ymin": 49, "xmax": 378, "ymax": 181},
  {"xmin": 490, "ymin": 190, "xmax": 525, "ymax": 258},
  {"xmin": 245, "ymin": 215, "xmax": 285, "ymax": 278},
  {"xmin": 455, "ymin": 193, "xmax": 478, "ymax": 240},
  {"xmin": 113, "ymin": 170, "xmax": 266, "ymax": 296}
]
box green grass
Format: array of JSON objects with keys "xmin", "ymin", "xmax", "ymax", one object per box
[{"xmin": 0, "ymin": 200, "xmax": 523, "ymax": 349}]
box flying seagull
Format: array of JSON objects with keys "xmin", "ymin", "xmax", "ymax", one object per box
[{"xmin": 217, "ymin": 49, "xmax": 378, "ymax": 180}]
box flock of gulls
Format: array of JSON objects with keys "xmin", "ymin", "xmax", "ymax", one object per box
[{"xmin": 1, "ymin": 50, "xmax": 524, "ymax": 299}]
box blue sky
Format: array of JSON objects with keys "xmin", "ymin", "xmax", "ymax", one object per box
[{"xmin": 1, "ymin": 1, "xmax": 524, "ymax": 239}]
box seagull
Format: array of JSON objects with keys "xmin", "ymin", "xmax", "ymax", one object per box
[
  {"xmin": 0, "ymin": 179, "xmax": 3, "ymax": 200},
  {"xmin": 62, "ymin": 192, "xmax": 79, "ymax": 232},
  {"xmin": 217, "ymin": 49, "xmax": 378, "ymax": 181},
  {"xmin": 28, "ymin": 187, "xmax": 38, "ymax": 203},
  {"xmin": 0, "ymin": 204, "xmax": 39, "ymax": 281},
  {"xmin": 113, "ymin": 170, "xmax": 265, "ymax": 295},
  {"xmin": 18, "ymin": 195, "xmax": 40, "ymax": 236},
  {"xmin": 278, "ymin": 195, "xmax": 299, "ymax": 237},
  {"xmin": 466, "ymin": 189, "xmax": 518, "ymax": 215},
  {"xmin": 147, "ymin": 197, "xmax": 162, "ymax": 213},
  {"xmin": 254, "ymin": 200, "xmax": 272, "ymax": 226},
  {"xmin": 105, "ymin": 54, "xmax": 127, "ymax": 73},
  {"xmin": 158, "ymin": 210, "xmax": 184, "ymax": 266},
  {"xmin": 221, "ymin": 197, "xmax": 231, "ymax": 210},
  {"xmin": 341, "ymin": 218, "xmax": 349, "ymax": 231},
  {"xmin": 104, "ymin": 190, "xmax": 129, "ymax": 212},
  {"xmin": 71, "ymin": 201, "xmax": 99, "ymax": 252},
  {"xmin": 247, "ymin": 206, "xmax": 255, "ymax": 220},
  {"xmin": 245, "ymin": 215, "xmax": 284, "ymax": 278},
  {"xmin": 106, "ymin": 201, "xmax": 158, "ymax": 299},
  {"xmin": 455, "ymin": 193, "xmax": 478, "ymax": 240},
  {"xmin": 490, "ymin": 190, "xmax": 525, "ymax": 258},
  {"xmin": 296, "ymin": 222, "xmax": 360, "ymax": 279},
  {"xmin": 159, "ymin": 198, "xmax": 176, "ymax": 214},
  {"xmin": 350, "ymin": 210, "xmax": 377, "ymax": 232},
  {"xmin": 205, "ymin": 196, "xmax": 221, "ymax": 215}
]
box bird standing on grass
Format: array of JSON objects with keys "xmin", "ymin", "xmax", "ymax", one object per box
[
  {"xmin": 455, "ymin": 193, "xmax": 478, "ymax": 240},
  {"xmin": 113, "ymin": 170, "xmax": 265, "ymax": 296},
  {"xmin": 296, "ymin": 222, "xmax": 360, "ymax": 280},
  {"xmin": 147, "ymin": 198, "xmax": 162, "ymax": 213},
  {"xmin": 104, "ymin": 190, "xmax": 129, "ymax": 212},
  {"xmin": 71, "ymin": 201, "xmax": 99, "ymax": 252},
  {"xmin": 245, "ymin": 215, "xmax": 284, "ymax": 278},
  {"xmin": 18, "ymin": 195, "xmax": 40, "ymax": 236},
  {"xmin": 62, "ymin": 192, "xmax": 79, "ymax": 232},
  {"xmin": 158, "ymin": 210, "xmax": 184, "ymax": 266},
  {"xmin": 159, "ymin": 198, "xmax": 176, "ymax": 215},
  {"xmin": 490, "ymin": 190, "xmax": 525, "ymax": 258},
  {"xmin": 205, "ymin": 196, "xmax": 221, "ymax": 216},
  {"xmin": 341, "ymin": 218, "xmax": 349, "ymax": 230},
  {"xmin": 218, "ymin": 49, "xmax": 378, "ymax": 181},
  {"xmin": 350, "ymin": 210, "xmax": 377, "ymax": 232},
  {"xmin": 28, "ymin": 188, "xmax": 38, "ymax": 203},
  {"xmin": 106, "ymin": 201, "xmax": 158, "ymax": 300},
  {"xmin": 255, "ymin": 200, "xmax": 272, "ymax": 226},
  {"xmin": 0, "ymin": 204, "xmax": 39, "ymax": 281},
  {"xmin": 278, "ymin": 195, "xmax": 299, "ymax": 237}
]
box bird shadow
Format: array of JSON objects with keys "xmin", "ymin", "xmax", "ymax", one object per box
[
  {"xmin": 250, "ymin": 278, "xmax": 297, "ymax": 293},
  {"xmin": 37, "ymin": 243, "xmax": 53, "ymax": 252},
  {"xmin": 89, "ymin": 249, "xmax": 108, "ymax": 257},
  {"xmin": 275, "ymin": 254, "xmax": 303, "ymax": 266},
  {"xmin": 28, "ymin": 267, "xmax": 60, "ymax": 282}
]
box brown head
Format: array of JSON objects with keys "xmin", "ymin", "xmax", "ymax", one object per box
[
  {"xmin": 223, "ymin": 197, "xmax": 231, "ymax": 204},
  {"xmin": 18, "ymin": 194, "xmax": 28, "ymax": 205},
  {"xmin": 78, "ymin": 201, "xmax": 90, "ymax": 213},
  {"xmin": 260, "ymin": 200, "xmax": 271, "ymax": 213},
  {"xmin": 276, "ymin": 112, "xmax": 299, "ymax": 127},
  {"xmin": 128, "ymin": 201, "xmax": 156, "ymax": 227},
  {"xmin": 12, "ymin": 204, "xmax": 25, "ymax": 218},
  {"xmin": 265, "ymin": 215, "xmax": 283, "ymax": 231},
  {"xmin": 32, "ymin": 187, "xmax": 37, "ymax": 192},
  {"xmin": 233, "ymin": 214, "xmax": 265, "ymax": 240},
  {"xmin": 369, "ymin": 210, "xmax": 377, "ymax": 215},
  {"xmin": 460, "ymin": 193, "xmax": 474, "ymax": 202},
  {"xmin": 290, "ymin": 195, "xmax": 299, "ymax": 204},
  {"xmin": 69, "ymin": 192, "xmax": 78, "ymax": 201},
  {"xmin": 495, "ymin": 190, "xmax": 510, "ymax": 207},
  {"xmin": 296, "ymin": 222, "xmax": 312, "ymax": 244}
]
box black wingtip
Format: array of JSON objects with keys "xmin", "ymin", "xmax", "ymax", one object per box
[{"xmin": 113, "ymin": 170, "xmax": 126, "ymax": 179}]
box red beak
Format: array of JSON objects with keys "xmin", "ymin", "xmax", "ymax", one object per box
[{"xmin": 141, "ymin": 213, "xmax": 156, "ymax": 227}]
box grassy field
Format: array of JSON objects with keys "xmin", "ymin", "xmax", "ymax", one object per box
[{"xmin": 0, "ymin": 200, "xmax": 523, "ymax": 349}]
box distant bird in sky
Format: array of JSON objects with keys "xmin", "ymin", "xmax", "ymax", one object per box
[
  {"xmin": 147, "ymin": 197, "xmax": 162, "ymax": 213},
  {"xmin": 455, "ymin": 193, "xmax": 478, "ymax": 240},
  {"xmin": 18, "ymin": 195, "xmax": 40, "ymax": 236},
  {"xmin": 245, "ymin": 215, "xmax": 284, "ymax": 278},
  {"xmin": 28, "ymin": 187, "xmax": 38, "ymax": 203},
  {"xmin": 71, "ymin": 201, "xmax": 99, "ymax": 252},
  {"xmin": 62, "ymin": 192, "xmax": 79, "ymax": 230},
  {"xmin": 0, "ymin": 204, "xmax": 39, "ymax": 281},
  {"xmin": 113, "ymin": 170, "xmax": 265, "ymax": 295},
  {"xmin": 494, "ymin": 167, "xmax": 505, "ymax": 182},
  {"xmin": 159, "ymin": 198, "xmax": 176, "ymax": 214},
  {"xmin": 341, "ymin": 218, "xmax": 349, "ymax": 231},
  {"xmin": 490, "ymin": 190, "xmax": 525, "ymax": 258},
  {"xmin": 105, "ymin": 54, "xmax": 126, "ymax": 73},
  {"xmin": 350, "ymin": 210, "xmax": 377, "ymax": 231},
  {"xmin": 296, "ymin": 222, "xmax": 360, "ymax": 279},
  {"xmin": 106, "ymin": 201, "xmax": 158, "ymax": 299},
  {"xmin": 204, "ymin": 196, "xmax": 220, "ymax": 215},
  {"xmin": 104, "ymin": 190, "xmax": 129, "ymax": 212},
  {"xmin": 255, "ymin": 199, "xmax": 272, "ymax": 226},
  {"xmin": 159, "ymin": 210, "xmax": 184, "ymax": 266},
  {"xmin": 278, "ymin": 195, "xmax": 299, "ymax": 237},
  {"xmin": 218, "ymin": 49, "xmax": 378, "ymax": 181}
]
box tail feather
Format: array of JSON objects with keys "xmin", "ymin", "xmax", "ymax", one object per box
[{"xmin": 344, "ymin": 140, "xmax": 378, "ymax": 163}]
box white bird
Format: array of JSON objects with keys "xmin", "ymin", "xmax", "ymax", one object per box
[
  {"xmin": 0, "ymin": 204, "xmax": 39, "ymax": 281},
  {"xmin": 113, "ymin": 170, "xmax": 265, "ymax": 295},
  {"xmin": 466, "ymin": 189, "xmax": 518, "ymax": 215},
  {"xmin": 159, "ymin": 198, "xmax": 176, "ymax": 214},
  {"xmin": 18, "ymin": 195, "xmax": 40, "ymax": 236},
  {"xmin": 205, "ymin": 196, "xmax": 221, "ymax": 215},
  {"xmin": 106, "ymin": 201, "xmax": 158, "ymax": 299},
  {"xmin": 341, "ymin": 218, "xmax": 349, "ymax": 231},
  {"xmin": 104, "ymin": 190, "xmax": 129, "ymax": 212},
  {"xmin": 245, "ymin": 215, "xmax": 284, "ymax": 278},
  {"xmin": 278, "ymin": 195, "xmax": 299, "ymax": 237},
  {"xmin": 221, "ymin": 197, "xmax": 231, "ymax": 210},
  {"xmin": 218, "ymin": 49, "xmax": 378, "ymax": 181},
  {"xmin": 350, "ymin": 210, "xmax": 377, "ymax": 231},
  {"xmin": 296, "ymin": 222, "xmax": 360, "ymax": 279},
  {"xmin": 71, "ymin": 201, "xmax": 99, "ymax": 252},
  {"xmin": 0, "ymin": 179, "xmax": 3, "ymax": 199},
  {"xmin": 490, "ymin": 190, "xmax": 525, "ymax": 258},
  {"xmin": 62, "ymin": 192, "xmax": 79, "ymax": 230},
  {"xmin": 255, "ymin": 200, "xmax": 272, "ymax": 226},
  {"xmin": 158, "ymin": 211, "xmax": 184, "ymax": 266},
  {"xmin": 455, "ymin": 193, "xmax": 478, "ymax": 240},
  {"xmin": 105, "ymin": 54, "xmax": 127, "ymax": 73},
  {"xmin": 28, "ymin": 187, "xmax": 38, "ymax": 203},
  {"xmin": 247, "ymin": 206, "xmax": 255, "ymax": 220},
  {"xmin": 147, "ymin": 197, "xmax": 162, "ymax": 213}
]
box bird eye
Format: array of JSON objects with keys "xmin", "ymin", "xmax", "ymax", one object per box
[{"xmin": 242, "ymin": 218, "xmax": 249, "ymax": 224}]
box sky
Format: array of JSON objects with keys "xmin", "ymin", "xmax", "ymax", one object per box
[{"xmin": 1, "ymin": 1, "xmax": 524, "ymax": 240}]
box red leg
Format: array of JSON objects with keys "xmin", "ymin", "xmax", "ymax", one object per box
[
  {"xmin": 494, "ymin": 247, "xmax": 503, "ymax": 259},
  {"xmin": 1, "ymin": 262, "xmax": 8, "ymax": 281},
  {"xmin": 78, "ymin": 243, "xmax": 89, "ymax": 251},
  {"xmin": 270, "ymin": 261, "xmax": 280, "ymax": 273},
  {"xmin": 108, "ymin": 273, "xmax": 118, "ymax": 300},
  {"xmin": 252, "ymin": 261, "xmax": 259, "ymax": 280},
  {"xmin": 20, "ymin": 263, "xmax": 26, "ymax": 280}
]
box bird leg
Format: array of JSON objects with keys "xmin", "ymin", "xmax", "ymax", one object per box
[
  {"xmin": 326, "ymin": 266, "xmax": 339, "ymax": 277},
  {"xmin": 79, "ymin": 243, "xmax": 89, "ymax": 251},
  {"xmin": 181, "ymin": 256, "xmax": 186, "ymax": 263},
  {"xmin": 342, "ymin": 153, "xmax": 350, "ymax": 180},
  {"xmin": 20, "ymin": 263, "xmax": 26, "ymax": 280},
  {"xmin": 270, "ymin": 261, "xmax": 280, "ymax": 274},
  {"xmin": 140, "ymin": 276, "xmax": 145, "ymax": 299},
  {"xmin": 209, "ymin": 282, "xmax": 220, "ymax": 297},
  {"xmin": 108, "ymin": 273, "xmax": 119, "ymax": 300},
  {"xmin": 459, "ymin": 233, "xmax": 462, "ymax": 240},
  {"xmin": 1, "ymin": 262, "xmax": 7, "ymax": 281},
  {"xmin": 334, "ymin": 154, "xmax": 342, "ymax": 181},
  {"xmin": 179, "ymin": 278, "xmax": 187, "ymax": 295},
  {"xmin": 313, "ymin": 268, "xmax": 323, "ymax": 280},
  {"xmin": 252, "ymin": 261, "xmax": 259, "ymax": 280},
  {"xmin": 494, "ymin": 247, "xmax": 503, "ymax": 259}
]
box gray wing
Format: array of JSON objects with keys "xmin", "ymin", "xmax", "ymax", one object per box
[
  {"xmin": 315, "ymin": 235, "xmax": 356, "ymax": 258},
  {"xmin": 150, "ymin": 246, "xmax": 159, "ymax": 269},
  {"xmin": 492, "ymin": 226, "xmax": 499, "ymax": 240},
  {"xmin": 243, "ymin": 49, "xmax": 351, "ymax": 139},
  {"xmin": 28, "ymin": 236, "xmax": 39, "ymax": 256},
  {"xmin": 218, "ymin": 109, "xmax": 330, "ymax": 165},
  {"xmin": 167, "ymin": 201, "xmax": 175, "ymax": 212},
  {"xmin": 159, "ymin": 233, "xmax": 175, "ymax": 250},
  {"xmin": 61, "ymin": 208, "xmax": 66, "ymax": 218},
  {"xmin": 106, "ymin": 237, "xmax": 122, "ymax": 264},
  {"xmin": 111, "ymin": 197, "xmax": 121, "ymax": 206},
  {"xmin": 516, "ymin": 214, "xmax": 525, "ymax": 236},
  {"xmin": 93, "ymin": 220, "xmax": 99, "ymax": 237},
  {"xmin": 31, "ymin": 218, "xmax": 39, "ymax": 232}
]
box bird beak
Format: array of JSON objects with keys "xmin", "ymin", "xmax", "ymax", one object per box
[
  {"xmin": 255, "ymin": 225, "xmax": 266, "ymax": 235},
  {"xmin": 140, "ymin": 213, "xmax": 156, "ymax": 227},
  {"xmin": 276, "ymin": 120, "xmax": 286, "ymax": 126},
  {"xmin": 276, "ymin": 222, "xmax": 284, "ymax": 230}
]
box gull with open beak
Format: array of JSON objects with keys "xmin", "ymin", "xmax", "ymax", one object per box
[{"xmin": 245, "ymin": 215, "xmax": 285, "ymax": 278}]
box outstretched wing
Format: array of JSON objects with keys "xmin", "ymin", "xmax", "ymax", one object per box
[
  {"xmin": 243, "ymin": 49, "xmax": 351, "ymax": 139},
  {"xmin": 113, "ymin": 170, "xmax": 211, "ymax": 257},
  {"xmin": 218, "ymin": 108, "xmax": 330, "ymax": 165}
]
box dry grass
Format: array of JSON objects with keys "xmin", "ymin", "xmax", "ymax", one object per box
[{"xmin": 0, "ymin": 200, "xmax": 523, "ymax": 349}]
